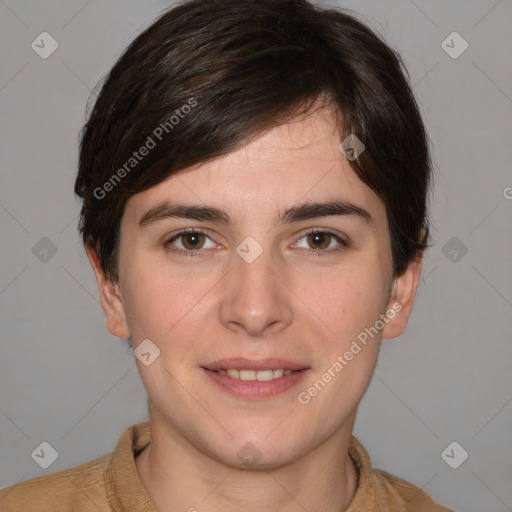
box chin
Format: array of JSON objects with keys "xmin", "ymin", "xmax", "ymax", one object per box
[{"xmin": 205, "ymin": 430, "xmax": 306, "ymax": 470}]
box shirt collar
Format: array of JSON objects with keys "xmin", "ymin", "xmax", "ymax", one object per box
[
  {"xmin": 104, "ymin": 420, "xmax": 156, "ymax": 511},
  {"xmin": 347, "ymin": 434, "xmax": 377, "ymax": 510}
]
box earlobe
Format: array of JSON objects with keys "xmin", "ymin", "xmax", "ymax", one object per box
[
  {"xmin": 382, "ymin": 252, "xmax": 423, "ymax": 339},
  {"xmin": 85, "ymin": 241, "xmax": 130, "ymax": 339}
]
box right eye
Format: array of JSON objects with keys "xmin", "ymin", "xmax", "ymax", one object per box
[{"xmin": 163, "ymin": 228, "xmax": 217, "ymax": 256}]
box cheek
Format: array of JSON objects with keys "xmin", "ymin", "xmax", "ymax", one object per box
[
  {"xmin": 300, "ymin": 266, "xmax": 390, "ymax": 345},
  {"xmin": 119, "ymin": 257, "xmax": 167, "ymax": 340},
  {"xmin": 294, "ymin": 271, "xmax": 388, "ymax": 431},
  {"xmin": 120, "ymin": 261, "xmax": 215, "ymax": 351}
]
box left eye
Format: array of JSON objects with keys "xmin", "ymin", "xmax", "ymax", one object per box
[{"xmin": 294, "ymin": 230, "xmax": 347, "ymax": 251}]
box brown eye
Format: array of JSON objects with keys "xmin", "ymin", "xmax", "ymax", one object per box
[
  {"xmin": 307, "ymin": 232, "xmax": 332, "ymax": 250},
  {"xmin": 164, "ymin": 229, "xmax": 216, "ymax": 255},
  {"xmin": 293, "ymin": 229, "xmax": 347, "ymax": 254},
  {"xmin": 180, "ymin": 232, "xmax": 206, "ymax": 250}
]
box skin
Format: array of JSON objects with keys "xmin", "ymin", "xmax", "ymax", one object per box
[{"xmin": 87, "ymin": 107, "xmax": 422, "ymax": 512}]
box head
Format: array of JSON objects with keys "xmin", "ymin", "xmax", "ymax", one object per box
[{"xmin": 76, "ymin": 0, "xmax": 431, "ymax": 468}]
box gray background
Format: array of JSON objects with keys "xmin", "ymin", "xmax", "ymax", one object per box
[{"xmin": 0, "ymin": 1, "xmax": 511, "ymax": 510}]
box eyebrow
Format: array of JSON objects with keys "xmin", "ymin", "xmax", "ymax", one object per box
[{"xmin": 138, "ymin": 200, "xmax": 373, "ymax": 228}]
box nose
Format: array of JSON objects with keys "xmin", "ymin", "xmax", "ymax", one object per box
[{"xmin": 218, "ymin": 242, "xmax": 293, "ymax": 337}]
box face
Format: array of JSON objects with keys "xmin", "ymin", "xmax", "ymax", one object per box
[{"xmin": 89, "ymin": 108, "xmax": 421, "ymax": 468}]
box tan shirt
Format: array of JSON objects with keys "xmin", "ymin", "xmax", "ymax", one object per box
[{"xmin": 0, "ymin": 421, "xmax": 454, "ymax": 511}]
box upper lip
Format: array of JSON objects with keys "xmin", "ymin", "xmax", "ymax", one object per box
[{"xmin": 202, "ymin": 357, "xmax": 308, "ymax": 371}]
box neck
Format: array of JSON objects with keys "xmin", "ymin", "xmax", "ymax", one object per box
[{"xmin": 135, "ymin": 411, "xmax": 359, "ymax": 512}]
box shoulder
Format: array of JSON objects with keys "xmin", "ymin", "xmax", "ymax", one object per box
[
  {"xmin": 348, "ymin": 435, "xmax": 455, "ymax": 512},
  {"xmin": 0, "ymin": 452, "xmax": 112, "ymax": 512},
  {"xmin": 371, "ymin": 468, "xmax": 456, "ymax": 512}
]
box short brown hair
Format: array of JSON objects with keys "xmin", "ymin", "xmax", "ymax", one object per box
[{"xmin": 75, "ymin": 0, "xmax": 432, "ymax": 280}]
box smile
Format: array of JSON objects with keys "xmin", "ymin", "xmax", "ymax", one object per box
[
  {"xmin": 202, "ymin": 361, "xmax": 309, "ymax": 399},
  {"xmin": 216, "ymin": 369, "xmax": 294, "ymax": 380}
]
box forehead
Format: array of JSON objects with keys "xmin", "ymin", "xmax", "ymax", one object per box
[{"xmin": 123, "ymin": 109, "xmax": 386, "ymax": 226}]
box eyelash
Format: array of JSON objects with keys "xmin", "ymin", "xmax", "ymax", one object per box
[{"xmin": 163, "ymin": 228, "xmax": 348, "ymax": 258}]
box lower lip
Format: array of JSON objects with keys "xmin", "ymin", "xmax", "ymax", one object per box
[{"xmin": 202, "ymin": 368, "xmax": 309, "ymax": 400}]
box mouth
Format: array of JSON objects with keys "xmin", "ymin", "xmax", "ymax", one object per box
[
  {"xmin": 215, "ymin": 368, "xmax": 294, "ymax": 381},
  {"xmin": 201, "ymin": 358, "xmax": 310, "ymax": 400}
]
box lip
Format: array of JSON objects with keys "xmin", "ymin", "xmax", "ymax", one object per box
[
  {"xmin": 202, "ymin": 357, "xmax": 308, "ymax": 372},
  {"xmin": 201, "ymin": 358, "xmax": 310, "ymax": 400}
]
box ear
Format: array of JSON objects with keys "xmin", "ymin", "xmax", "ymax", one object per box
[
  {"xmin": 85, "ymin": 241, "xmax": 130, "ymax": 339},
  {"xmin": 381, "ymin": 251, "xmax": 423, "ymax": 339}
]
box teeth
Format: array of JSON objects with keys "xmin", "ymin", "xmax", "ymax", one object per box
[
  {"xmin": 219, "ymin": 369, "xmax": 294, "ymax": 381},
  {"xmin": 227, "ymin": 369, "xmax": 239, "ymax": 379}
]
